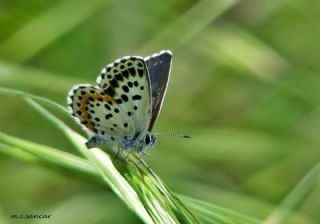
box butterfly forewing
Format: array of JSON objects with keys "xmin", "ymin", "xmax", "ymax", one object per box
[
  {"xmin": 97, "ymin": 56, "xmax": 152, "ymax": 140},
  {"xmin": 145, "ymin": 50, "xmax": 172, "ymax": 131}
]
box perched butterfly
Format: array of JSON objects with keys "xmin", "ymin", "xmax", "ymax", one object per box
[{"xmin": 67, "ymin": 50, "xmax": 175, "ymax": 156}]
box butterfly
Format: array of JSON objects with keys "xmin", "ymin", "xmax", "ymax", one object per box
[{"xmin": 67, "ymin": 50, "xmax": 172, "ymax": 157}]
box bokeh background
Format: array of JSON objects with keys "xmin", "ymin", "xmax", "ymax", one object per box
[{"xmin": 1, "ymin": 0, "xmax": 320, "ymax": 223}]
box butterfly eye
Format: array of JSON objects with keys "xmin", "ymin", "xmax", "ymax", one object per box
[
  {"xmin": 144, "ymin": 133, "xmax": 157, "ymax": 147},
  {"xmin": 144, "ymin": 134, "xmax": 151, "ymax": 145}
]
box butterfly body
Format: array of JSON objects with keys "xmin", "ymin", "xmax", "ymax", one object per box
[
  {"xmin": 68, "ymin": 50, "xmax": 172, "ymax": 155},
  {"xmin": 85, "ymin": 131, "xmax": 157, "ymax": 154}
]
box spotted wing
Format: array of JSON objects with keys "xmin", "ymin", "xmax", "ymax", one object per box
[
  {"xmin": 97, "ymin": 56, "xmax": 152, "ymax": 140},
  {"xmin": 145, "ymin": 50, "xmax": 172, "ymax": 131},
  {"xmin": 67, "ymin": 84, "xmax": 134, "ymax": 144},
  {"xmin": 68, "ymin": 56, "xmax": 152, "ymax": 145}
]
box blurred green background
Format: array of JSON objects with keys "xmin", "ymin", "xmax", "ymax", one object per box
[{"xmin": 1, "ymin": 0, "xmax": 320, "ymax": 223}]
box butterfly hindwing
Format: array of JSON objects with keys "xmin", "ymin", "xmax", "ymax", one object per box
[
  {"xmin": 68, "ymin": 56, "xmax": 152, "ymax": 146},
  {"xmin": 145, "ymin": 50, "xmax": 172, "ymax": 131},
  {"xmin": 67, "ymin": 85, "xmax": 133, "ymax": 144}
]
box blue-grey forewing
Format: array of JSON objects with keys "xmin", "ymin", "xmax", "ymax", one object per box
[{"xmin": 144, "ymin": 50, "xmax": 172, "ymax": 131}]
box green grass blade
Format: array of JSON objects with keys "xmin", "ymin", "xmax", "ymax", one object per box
[
  {"xmin": 0, "ymin": 143, "xmax": 40, "ymax": 163},
  {"xmin": 1, "ymin": 89, "xmax": 264, "ymax": 223},
  {"xmin": 24, "ymin": 97, "xmax": 155, "ymax": 223},
  {"xmin": 263, "ymin": 162, "xmax": 320, "ymax": 224},
  {"xmin": 0, "ymin": 131, "xmax": 99, "ymax": 179},
  {"xmin": 181, "ymin": 195, "xmax": 262, "ymax": 224},
  {"xmin": 1, "ymin": 132, "xmax": 261, "ymax": 224},
  {"xmin": 0, "ymin": 86, "xmax": 68, "ymax": 114},
  {"xmin": 25, "ymin": 97, "xmax": 200, "ymax": 223},
  {"xmin": 0, "ymin": 61, "xmax": 82, "ymax": 95},
  {"xmin": 0, "ymin": 0, "xmax": 113, "ymax": 62},
  {"xmin": 195, "ymin": 23, "xmax": 290, "ymax": 80},
  {"xmin": 141, "ymin": 0, "xmax": 237, "ymax": 51}
]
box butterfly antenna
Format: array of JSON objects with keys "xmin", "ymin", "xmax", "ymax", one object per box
[{"xmin": 154, "ymin": 132, "xmax": 191, "ymax": 138}]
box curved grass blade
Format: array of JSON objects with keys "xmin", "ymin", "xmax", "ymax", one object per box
[
  {"xmin": 263, "ymin": 162, "xmax": 320, "ymax": 224},
  {"xmin": 25, "ymin": 97, "xmax": 201, "ymax": 223},
  {"xmin": 0, "ymin": 89, "xmax": 262, "ymax": 224},
  {"xmin": 0, "ymin": 86, "xmax": 68, "ymax": 114}
]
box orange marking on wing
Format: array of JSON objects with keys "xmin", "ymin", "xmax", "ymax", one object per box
[{"xmin": 79, "ymin": 92, "xmax": 116, "ymax": 131}]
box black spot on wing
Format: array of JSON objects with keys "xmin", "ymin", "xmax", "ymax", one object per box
[
  {"xmin": 105, "ymin": 114, "xmax": 113, "ymax": 120},
  {"xmin": 115, "ymin": 99, "xmax": 122, "ymax": 104},
  {"xmin": 122, "ymin": 70, "xmax": 129, "ymax": 79},
  {"xmin": 132, "ymin": 95, "xmax": 142, "ymax": 100},
  {"xmin": 122, "ymin": 86, "xmax": 129, "ymax": 93},
  {"xmin": 104, "ymin": 104, "xmax": 111, "ymax": 110},
  {"xmin": 115, "ymin": 74, "xmax": 123, "ymax": 81},
  {"xmin": 128, "ymin": 68, "xmax": 136, "ymax": 76},
  {"xmin": 110, "ymin": 79, "xmax": 118, "ymax": 88},
  {"xmin": 138, "ymin": 69, "xmax": 144, "ymax": 77},
  {"xmin": 104, "ymin": 88, "xmax": 116, "ymax": 97},
  {"xmin": 121, "ymin": 94, "xmax": 129, "ymax": 102}
]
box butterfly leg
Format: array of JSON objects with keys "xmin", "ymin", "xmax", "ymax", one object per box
[
  {"xmin": 85, "ymin": 135, "xmax": 110, "ymax": 149},
  {"xmin": 136, "ymin": 148, "xmax": 150, "ymax": 164},
  {"xmin": 114, "ymin": 144, "xmax": 122, "ymax": 160},
  {"xmin": 124, "ymin": 149, "xmax": 135, "ymax": 161},
  {"xmin": 86, "ymin": 135, "xmax": 98, "ymax": 149}
]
